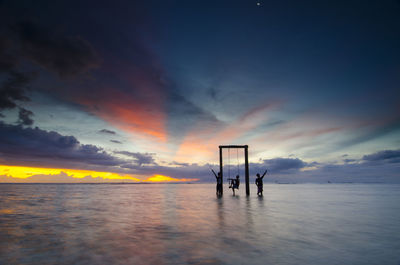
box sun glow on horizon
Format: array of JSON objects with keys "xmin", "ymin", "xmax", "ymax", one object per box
[
  {"xmin": 145, "ymin": 174, "xmax": 199, "ymax": 182},
  {"xmin": 0, "ymin": 165, "xmax": 141, "ymax": 181},
  {"xmin": 0, "ymin": 165, "xmax": 198, "ymax": 183}
]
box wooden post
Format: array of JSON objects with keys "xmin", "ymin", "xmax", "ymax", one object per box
[
  {"xmin": 244, "ymin": 145, "xmax": 250, "ymax": 196},
  {"xmin": 219, "ymin": 146, "xmax": 223, "ymax": 195}
]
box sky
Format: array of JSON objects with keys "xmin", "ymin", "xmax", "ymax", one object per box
[{"xmin": 0, "ymin": 0, "xmax": 399, "ymax": 183}]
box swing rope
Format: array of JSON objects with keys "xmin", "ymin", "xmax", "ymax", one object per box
[
  {"xmin": 236, "ymin": 148, "xmax": 239, "ymax": 176},
  {"xmin": 228, "ymin": 148, "xmax": 230, "ymax": 180}
]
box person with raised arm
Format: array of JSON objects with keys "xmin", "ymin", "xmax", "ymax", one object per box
[
  {"xmin": 255, "ymin": 169, "xmax": 268, "ymax": 196},
  {"xmin": 211, "ymin": 169, "xmax": 223, "ymax": 196}
]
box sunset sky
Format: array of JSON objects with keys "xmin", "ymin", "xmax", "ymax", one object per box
[{"xmin": 0, "ymin": 0, "xmax": 399, "ymax": 183}]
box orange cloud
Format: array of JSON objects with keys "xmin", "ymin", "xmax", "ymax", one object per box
[
  {"xmin": 96, "ymin": 100, "xmax": 166, "ymax": 141},
  {"xmin": 78, "ymin": 86, "xmax": 167, "ymax": 141}
]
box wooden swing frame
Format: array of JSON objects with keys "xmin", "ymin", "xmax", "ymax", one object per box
[{"xmin": 219, "ymin": 145, "xmax": 250, "ymax": 195}]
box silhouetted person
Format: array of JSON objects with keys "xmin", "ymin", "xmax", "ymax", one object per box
[
  {"xmin": 255, "ymin": 169, "xmax": 267, "ymax": 196},
  {"xmin": 211, "ymin": 169, "xmax": 222, "ymax": 196},
  {"xmin": 229, "ymin": 175, "xmax": 240, "ymax": 195}
]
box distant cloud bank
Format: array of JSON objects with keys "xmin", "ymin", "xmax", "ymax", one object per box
[{"xmin": 0, "ymin": 121, "xmax": 399, "ymax": 183}]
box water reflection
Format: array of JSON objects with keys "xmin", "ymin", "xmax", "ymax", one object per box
[
  {"xmin": 0, "ymin": 184, "xmax": 400, "ymax": 265},
  {"xmin": 245, "ymin": 196, "xmax": 254, "ymax": 235},
  {"xmin": 216, "ymin": 197, "xmax": 225, "ymax": 233}
]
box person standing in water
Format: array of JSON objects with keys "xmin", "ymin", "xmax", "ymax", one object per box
[
  {"xmin": 255, "ymin": 169, "xmax": 268, "ymax": 196},
  {"xmin": 211, "ymin": 169, "xmax": 222, "ymax": 196}
]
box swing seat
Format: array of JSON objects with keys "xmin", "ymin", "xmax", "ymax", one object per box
[
  {"xmin": 228, "ymin": 181, "xmax": 233, "ymax": 189},
  {"xmin": 228, "ymin": 179, "xmax": 239, "ymax": 189}
]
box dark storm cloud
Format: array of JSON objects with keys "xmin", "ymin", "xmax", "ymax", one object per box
[
  {"xmin": 0, "ymin": 19, "xmax": 100, "ymax": 123},
  {"xmin": 114, "ymin": 151, "xmax": 156, "ymax": 166},
  {"xmin": 99, "ymin": 129, "xmax": 117, "ymax": 135},
  {"xmin": 10, "ymin": 21, "xmax": 101, "ymax": 78},
  {"xmin": 0, "ymin": 18, "xmax": 100, "ymax": 84},
  {"xmin": 0, "ymin": 26, "xmax": 34, "ymax": 118},
  {"xmin": 0, "ymin": 36, "xmax": 16, "ymax": 71},
  {"xmin": 258, "ymin": 158, "xmax": 308, "ymax": 173},
  {"xmin": 0, "ymin": 70, "xmax": 34, "ymax": 110},
  {"xmin": 362, "ymin": 149, "xmax": 400, "ymax": 163},
  {"xmin": 0, "ymin": 122, "xmax": 124, "ymax": 168},
  {"xmin": 110, "ymin": 140, "xmax": 122, "ymax": 144},
  {"xmin": 18, "ymin": 107, "xmax": 34, "ymax": 125}
]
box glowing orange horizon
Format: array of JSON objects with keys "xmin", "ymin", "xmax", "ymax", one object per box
[
  {"xmin": 0, "ymin": 165, "xmax": 198, "ymax": 183},
  {"xmin": 145, "ymin": 174, "xmax": 199, "ymax": 182}
]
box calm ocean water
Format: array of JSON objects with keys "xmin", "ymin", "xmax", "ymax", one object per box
[{"xmin": 0, "ymin": 183, "xmax": 399, "ymax": 265}]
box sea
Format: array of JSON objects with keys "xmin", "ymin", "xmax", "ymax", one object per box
[{"xmin": 0, "ymin": 183, "xmax": 399, "ymax": 265}]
